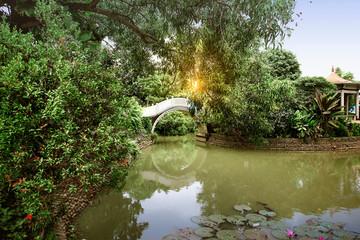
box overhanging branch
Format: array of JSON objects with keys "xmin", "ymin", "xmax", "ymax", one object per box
[{"xmin": 65, "ymin": 2, "xmax": 157, "ymax": 44}]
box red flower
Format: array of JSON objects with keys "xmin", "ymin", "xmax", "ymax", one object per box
[
  {"xmin": 26, "ymin": 214, "xmax": 33, "ymax": 221},
  {"xmin": 124, "ymin": 159, "xmax": 128, "ymax": 165}
]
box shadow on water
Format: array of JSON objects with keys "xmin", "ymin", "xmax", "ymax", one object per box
[{"xmin": 77, "ymin": 134, "xmax": 360, "ymax": 239}]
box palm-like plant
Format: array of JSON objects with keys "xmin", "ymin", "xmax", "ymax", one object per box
[{"xmin": 313, "ymin": 89, "xmax": 344, "ymax": 132}]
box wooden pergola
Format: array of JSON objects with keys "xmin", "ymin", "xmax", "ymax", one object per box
[{"xmin": 327, "ymin": 66, "xmax": 360, "ymax": 121}]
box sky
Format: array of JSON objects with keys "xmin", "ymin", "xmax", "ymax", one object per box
[{"xmin": 283, "ymin": 0, "xmax": 360, "ymax": 80}]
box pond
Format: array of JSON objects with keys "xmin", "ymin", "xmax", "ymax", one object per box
[{"xmin": 76, "ymin": 134, "xmax": 360, "ymax": 239}]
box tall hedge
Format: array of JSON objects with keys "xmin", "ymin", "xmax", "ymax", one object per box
[{"xmin": 0, "ymin": 20, "xmax": 142, "ymax": 239}]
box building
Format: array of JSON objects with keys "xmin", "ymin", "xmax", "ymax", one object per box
[{"xmin": 327, "ymin": 66, "xmax": 360, "ymax": 121}]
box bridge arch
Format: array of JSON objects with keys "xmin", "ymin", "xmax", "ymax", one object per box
[
  {"xmin": 151, "ymin": 107, "xmax": 190, "ymax": 134},
  {"xmin": 142, "ymin": 97, "xmax": 196, "ymax": 134}
]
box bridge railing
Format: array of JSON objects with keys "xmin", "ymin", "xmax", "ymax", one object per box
[{"xmin": 142, "ymin": 97, "xmax": 190, "ymax": 117}]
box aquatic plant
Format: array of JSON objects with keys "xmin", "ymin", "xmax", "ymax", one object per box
[
  {"xmin": 193, "ymin": 227, "xmax": 214, "ymax": 238},
  {"xmin": 233, "ymin": 204, "xmax": 252, "ymax": 212},
  {"xmin": 284, "ymin": 229, "xmax": 295, "ymax": 239},
  {"xmin": 162, "ymin": 203, "xmax": 360, "ymax": 240}
]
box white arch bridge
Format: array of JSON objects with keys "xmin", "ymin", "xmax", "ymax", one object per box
[{"xmin": 142, "ymin": 97, "xmax": 197, "ymax": 134}]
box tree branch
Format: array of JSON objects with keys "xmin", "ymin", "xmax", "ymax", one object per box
[
  {"xmin": 89, "ymin": 0, "xmax": 101, "ymax": 8},
  {"xmin": 217, "ymin": 0, "xmax": 232, "ymax": 10},
  {"xmin": 20, "ymin": 19, "xmax": 42, "ymax": 29},
  {"xmin": 65, "ymin": 2, "xmax": 157, "ymax": 44}
]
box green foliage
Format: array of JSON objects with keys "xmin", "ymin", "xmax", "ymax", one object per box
[
  {"xmin": 351, "ymin": 123, "xmax": 360, "ymax": 136},
  {"xmin": 137, "ymin": 73, "xmax": 178, "ymax": 104},
  {"xmin": 335, "ymin": 67, "xmax": 354, "ymax": 81},
  {"xmin": 0, "ymin": 13, "xmax": 142, "ymax": 239},
  {"xmin": 291, "ymin": 109, "xmax": 322, "ymax": 140},
  {"xmin": 263, "ymin": 49, "xmax": 301, "ymax": 80},
  {"xmin": 289, "ymin": 90, "xmax": 344, "ymax": 140},
  {"xmin": 313, "ymin": 89, "xmax": 343, "ymax": 133},
  {"xmin": 293, "ymin": 76, "xmax": 337, "ymax": 108},
  {"xmin": 155, "ymin": 112, "xmax": 196, "ymax": 136},
  {"xmin": 327, "ymin": 118, "xmax": 350, "ymax": 137},
  {"xmin": 205, "ymin": 79, "xmax": 274, "ymax": 142}
]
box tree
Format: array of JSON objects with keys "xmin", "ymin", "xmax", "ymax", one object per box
[
  {"xmin": 263, "ymin": 48, "xmax": 302, "ymax": 80},
  {"xmin": 2, "ymin": 0, "xmax": 297, "ymax": 104},
  {"xmin": 2, "ymin": 1, "xmax": 296, "ymax": 45},
  {"xmin": 335, "ymin": 67, "xmax": 354, "ymax": 81}
]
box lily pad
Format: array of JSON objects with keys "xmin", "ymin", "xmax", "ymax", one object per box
[
  {"xmin": 216, "ymin": 230, "xmax": 242, "ymax": 240},
  {"xmin": 259, "ymin": 210, "xmax": 276, "ymax": 217},
  {"xmin": 319, "ymin": 221, "xmax": 338, "ymax": 230},
  {"xmin": 261, "ymin": 220, "xmax": 278, "ymax": 230},
  {"xmin": 245, "ymin": 213, "xmax": 267, "ymax": 223},
  {"xmin": 306, "ymin": 218, "xmax": 320, "ymax": 226},
  {"xmin": 271, "ymin": 230, "xmax": 288, "ymax": 240},
  {"xmin": 248, "ymin": 221, "xmax": 262, "ymax": 227},
  {"xmin": 226, "ymin": 215, "xmax": 247, "ymax": 225},
  {"xmin": 314, "ymin": 225, "xmax": 330, "ymax": 233},
  {"xmin": 201, "ymin": 220, "xmax": 219, "ymax": 229},
  {"xmin": 209, "ymin": 214, "xmax": 226, "ymax": 224},
  {"xmin": 262, "ymin": 220, "xmax": 290, "ymax": 231},
  {"xmin": 162, "ymin": 235, "xmax": 186, "ymax": 240},
  {"xmin": 275, "ymin": 221, "xmax": 291, "ymax": 231},
  {"xmin": 243, "ymin": 229, "xmax": 267, "ymax": 240},
  {"xmin": 294, "ymin": 226, "xmax": 307, "ymax": 236},
  {"xmin": 174, "ymin": 227, "xmax": 194, "ymax": 238},
  {"xmin": 333, "ymin": 229, "xmax": 359, "ymax": 239},
  {"xmin": 191, "ymin": 216, "xmax": 210, "ymax": 225},
  {"xmin": 305, "ymin": 230, "xmax": 323, "ymax": 239},
  {"xmin": 194, "ymin": 227, "xmax": 214, "ymax": 238},
  {"xmin": 234, "ymin": 204, "xmax": 251, "ymax": 211}
]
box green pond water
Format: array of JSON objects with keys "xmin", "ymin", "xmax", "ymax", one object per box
[{"xmin": 76, "ymin": 135, "xmax": 360, "ymax": 239}]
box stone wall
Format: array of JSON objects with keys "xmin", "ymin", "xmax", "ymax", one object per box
[{"xmin": 208, "ymin": 133, "xmax": 360, "ymax": 151}]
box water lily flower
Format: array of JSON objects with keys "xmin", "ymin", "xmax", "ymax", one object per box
[
  {"xmin": 319, "ymin": 237, "xmax": 324, "ymax": 240},
  {"xmin": 284, "ymin": 229, "xmax": 295, "ymax": 237}
]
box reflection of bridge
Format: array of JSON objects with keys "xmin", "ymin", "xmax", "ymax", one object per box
[
  {"xmin": 142, "ymin": 97, "xmax": 194, "ymax": 133},
  {"xmin": 141, "ymin": 145, "xmax": 208, "ymax": 188}
]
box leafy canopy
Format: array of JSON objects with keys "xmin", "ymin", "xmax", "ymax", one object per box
[{"xmin": 262, "ymin": 48, "xmax": 301, "ymax": 80}]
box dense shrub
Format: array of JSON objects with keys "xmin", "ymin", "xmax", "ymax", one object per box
[
  {"xmin": 351, "ymin": 123, "xmax": 360, "ymax": 137},
  {"xmin": 0, "ymin": 20, "xmax": 142, "ymax": 239},
  {"xmin": 155, "ymin": 111, "xmax": 196, "ymax": 136},
  {"xmin": 293, "ymin": 77, "xmax": 337, "ymax": 108}
]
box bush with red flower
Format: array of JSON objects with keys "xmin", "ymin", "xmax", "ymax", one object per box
[{"xmin": 0, "ymin": 4, "xmax": 143, "ymax": 238}]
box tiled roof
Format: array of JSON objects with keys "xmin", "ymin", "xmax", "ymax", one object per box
[{"xmin": 327, "ymin": 66, "xmax": 351, "ymax": 83}]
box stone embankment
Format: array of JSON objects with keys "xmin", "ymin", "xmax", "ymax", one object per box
[
  {"xmin": 56, "ymin": 135, "xmax": 153, "ymax": 239},
  {"xmin": 208, "ymin": 133, "xmax": 360, "ymax": 151}
]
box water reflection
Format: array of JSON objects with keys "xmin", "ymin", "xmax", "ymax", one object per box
[
  {"xmin": 77, "ymin": 192, "xmax": 148, "ymax": 240},
  {"xmin": 77, "ymin": 135, "xmax": 360, "ymax": 239}
]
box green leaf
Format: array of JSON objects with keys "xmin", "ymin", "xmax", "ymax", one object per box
[{"xmin": 79, "ymin": 32, "xmax": 92, "ymax": 42}]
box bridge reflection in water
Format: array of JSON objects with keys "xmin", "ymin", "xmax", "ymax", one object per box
[{"xmin": 141, "ymin": 143, "xmax": 207, "ymax": 189}]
